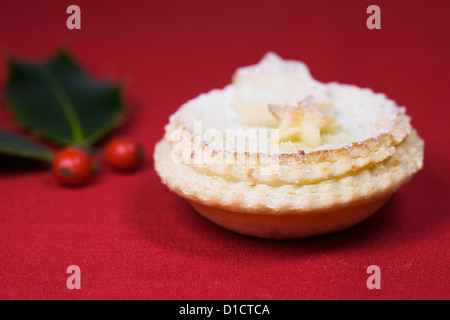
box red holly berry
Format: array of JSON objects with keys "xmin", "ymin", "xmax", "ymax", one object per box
[
  {"xmin": 105, "ymin": 137, "xmax": 143, "ymax": 171},
  {"xmin": 53, "ymin": 147, "xmax": 93, "ymax": 186}
]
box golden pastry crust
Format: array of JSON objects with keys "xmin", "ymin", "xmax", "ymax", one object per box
[
  {"xmin": 166, "ymin": 123, "xmax": 409, "ymax": 186},
  {"xmin": 155, "ymin": 131, "xmax": 423, "ymax": 212},
  {"xmin": 153, "ymin": 53, "xmax": 424, "ymax": 238}
]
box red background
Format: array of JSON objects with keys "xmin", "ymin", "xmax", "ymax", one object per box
[{"xmin": 0, "ymin": 0, "xmax": 449, "ymax": 300}]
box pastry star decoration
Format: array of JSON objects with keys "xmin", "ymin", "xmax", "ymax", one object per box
[{"xmin": 268, "ymin": 96, "xmax": 340, "ymax": 147}]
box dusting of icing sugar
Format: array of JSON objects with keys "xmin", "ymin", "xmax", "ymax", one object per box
[{"xmin": 172, "ymin": 52, "xmax": 409, "ymax": 154}]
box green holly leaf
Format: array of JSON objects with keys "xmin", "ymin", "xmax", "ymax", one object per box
[
  {"xmin": 4, "ymin": 51, "xmax": 126, "ymax": 147},
  {"xmin": 0, "ymin": 129, "xmax": 53, "ymax": 162}
]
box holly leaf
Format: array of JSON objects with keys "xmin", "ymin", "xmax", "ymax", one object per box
[
  {"xmin": 4, "ymin": 51, "xmax": 126, "ymax": 146},
  {"xmin": 0, "ymin": 129, "xmax": 53, "ymax": 162}
]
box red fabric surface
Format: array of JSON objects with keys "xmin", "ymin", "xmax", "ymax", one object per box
[{"xmin": 0, "ymin": 0, "xmax": 449, "ymax": 300}]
